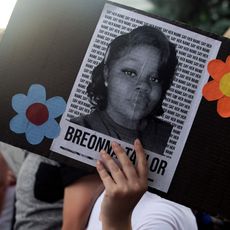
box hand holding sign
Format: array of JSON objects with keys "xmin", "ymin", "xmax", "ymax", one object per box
[{"xmin": 96, "ymin": 139, "xmax": 148, "ymax": 230}]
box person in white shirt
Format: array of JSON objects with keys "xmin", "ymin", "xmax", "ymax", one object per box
[
  {"xmin": 87, "ymin": 191, "xmax": 197, "ymax": 230},
  {"xmin": 14, "ymin": 139, "xmax": 197, "ymax": 230},
  {"xmin": 86, "ymin": 139, "xmax": 198, "ymax": 230}
]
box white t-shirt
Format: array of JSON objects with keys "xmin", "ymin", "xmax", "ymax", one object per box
[{"xmin": 87, "ymin": 191, "xmax": 198, "ymax": 230}]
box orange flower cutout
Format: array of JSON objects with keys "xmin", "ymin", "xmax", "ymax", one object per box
[{"xmin": 202, "ymin": 55, "xmax": 230, "ymax": 118}]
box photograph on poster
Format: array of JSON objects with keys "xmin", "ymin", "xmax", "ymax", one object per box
[
  {"xmin": 71, "ymin": 25, "xmax": 178, "ymax": 155},
  {"xmin": 51, "ymin": 2, "xmax": 221, "ymax": 192}
]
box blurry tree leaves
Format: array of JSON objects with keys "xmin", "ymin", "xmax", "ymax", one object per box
[{"xmin": 148, "ymin": 0, "xmax": 230, "ymax": 35}]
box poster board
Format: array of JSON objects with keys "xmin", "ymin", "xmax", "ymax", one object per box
[{"xmin": 0, "ymin": 0, "xmax": 230, "ymax": 217}]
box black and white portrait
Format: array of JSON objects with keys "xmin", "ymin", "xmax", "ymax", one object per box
[{"xmin": 72, "ymin": 26, "xmax": 178, "ymax": 155}]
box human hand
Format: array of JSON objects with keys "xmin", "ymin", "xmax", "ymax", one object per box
[{"xmin": 96, "ymin": 139, "xmax": 148, "ymax": 230}]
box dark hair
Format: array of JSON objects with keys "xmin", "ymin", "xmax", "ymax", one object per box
[{"xmin": 87, "ymin": 25, "xmax": 178, "ymax": 116}]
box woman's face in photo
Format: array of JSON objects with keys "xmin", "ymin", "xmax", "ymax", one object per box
[{"xmin": 104, "ymin": 45, "xmax": 162, "ymax": 123}]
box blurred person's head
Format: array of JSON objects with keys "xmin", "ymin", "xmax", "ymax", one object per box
[{"xmin": 0, "ymin": 153, "xmax": 16, "ymax": 213}]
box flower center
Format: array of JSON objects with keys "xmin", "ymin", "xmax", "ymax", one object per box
[
  {"xmin": 26, "ymin": 103, "xmax": 49, "ymax": 126},
  {"xmin": 220, "ymin": 72, "xmax": 230, "ymax": 97}
]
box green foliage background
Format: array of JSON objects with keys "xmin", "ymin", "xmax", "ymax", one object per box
[{"xmin": 148, "ymin": 0, "xmax": 230, "ymax": 35}]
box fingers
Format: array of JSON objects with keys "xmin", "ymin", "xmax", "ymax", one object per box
[
  {"xmin": 111, "ymin": 142, "xmax": 137, "ymax": 180},
  {"xmin": 96, "ymin": 159, "xmax": 114, "ymax": 188},
  {"xmin": 96, "ymin": 139, "xmax": 147, "ymax": 185},
  {"xmin": 134, "ymin": 139, "xmax": 148, "ymax": 179},
  {"xmin": 96, "ymin": 151, "xmax": 126, "ymax": 186}
]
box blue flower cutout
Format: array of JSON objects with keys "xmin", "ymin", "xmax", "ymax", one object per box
[{"xmin": 10, "ymin": 84, "xmax": 66, "ymax": 145}]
